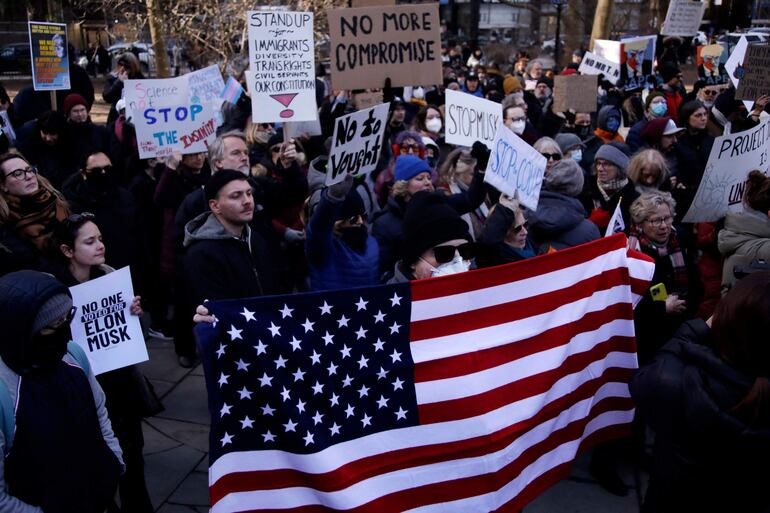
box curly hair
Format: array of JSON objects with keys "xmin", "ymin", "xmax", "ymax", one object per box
[{"xmin": 629, "ymin": 191, "xmax": 676, "ymax": 226}]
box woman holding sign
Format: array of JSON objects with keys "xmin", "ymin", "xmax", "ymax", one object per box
[{"xmin": 48, "ymin": 213, "xmax": 154, "ymax": 513}]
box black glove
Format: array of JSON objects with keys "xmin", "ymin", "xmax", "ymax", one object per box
[{"xmin": 471, "ymin": 141, "xmax": 491, "ymax": 172}]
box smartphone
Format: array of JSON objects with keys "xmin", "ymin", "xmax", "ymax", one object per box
[{"xmin": 650, "ymin": 283, "xmax": 668, "ymax": 302}]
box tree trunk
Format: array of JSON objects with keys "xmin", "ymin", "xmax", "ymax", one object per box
[
  {"xmin": 562, "ymin": 2, "xmax": 584, "ymax": 65},
  {"xmin": 145, "ymin": 0, "xmax": 171, "ymax": 78},
  {"xmin": 590, "ymin": 0, "xmax": 613, "ymax": 50}
]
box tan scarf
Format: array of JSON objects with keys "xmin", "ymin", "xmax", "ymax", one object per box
[{"xmin": 6, "ymin": 187, "xmax": 69, "ymax": 250}]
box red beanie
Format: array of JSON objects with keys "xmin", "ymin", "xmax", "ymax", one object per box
[{"xmin": 63, "ymin": 93, "xmax": 88, "ymax": 116}]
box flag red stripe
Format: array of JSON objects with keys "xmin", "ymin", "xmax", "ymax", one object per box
[
  {"xmin": 213, "ymin": 396, "xmax": 633, "ymax": 512},
  {"xmin": 414, "ymin": 303, "xmax": 634, "ymax": 383},
  {"xmin": 410, "ymin": 267, "xmax": 631, "ymax": 343},
  {"xmin": 410, "ymin": 235, "xmax": 627, "ymax": 301},
  {"xmin": 209, "ymin": 370, "xmax": 631, "ymax": 504},
  {"xmin": 417, "ymin": 338, "xmax": 635, "ymax": 424}
]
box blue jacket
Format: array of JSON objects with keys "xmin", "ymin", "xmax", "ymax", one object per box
[{"xmin": 306, "ymin": 191, "xmax": 380, "ymax": 291}]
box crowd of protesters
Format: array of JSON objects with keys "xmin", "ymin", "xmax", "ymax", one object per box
[{"xmin": 0, "ymin": 33, "xmax": 768, "ymax": 512}]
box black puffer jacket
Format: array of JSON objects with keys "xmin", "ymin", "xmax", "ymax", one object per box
[{"xmin": 630, "ymin": 320, "xmax": 770, "ymax": 513}]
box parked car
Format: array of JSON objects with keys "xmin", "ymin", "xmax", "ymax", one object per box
[
  {"xmin": 0, "ymin": 43, "xmax": 31, "ymax": 74},
  {"xmin": 107, "ymin": 42, "xmax": 155, "ymax": 74}
]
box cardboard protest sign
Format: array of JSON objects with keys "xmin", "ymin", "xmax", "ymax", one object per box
[
  {"xmin": 28, "ymin": 21, "xmax": 70, "ymax": 91},
  {"xmin": 683, "ymin": 120, "xmax": 770, "ymax": 222},
  {"xmin": 619, "ymin": 36, "xmax": 655, "ymax": 92},
  {"xmin": 483, "ymin": 123, "xmax": 547, "ymax": 211},
  {"xmin": 246, "ymin": 11, "xmax": 316, "ymax": 122},
  {"xmin": 328, "ymin": 3, "xmax": 442, "ymax": 89},
  {"xmin": 351, "ymin": 0, "xmax": 395, "ymax": 6},
  {"xmin": 284, "ymin": 118, "xmax": 322, "ymax": 139},
  {"xmin": 69, "ymin": 267, "xmax": 148, "ymax": 375},
  {"xmin": 553, "ymin": 75, "xmax": 597, "ymax": 113},
  {"xmin": 125, "ymin": 72, "xmax": 218, "ymax": 159},
  {"xmin": 353, "ymin": 91, "xmax": 384, "ymax": 110},
  {"xmin": 697, "ymin": 44, "xmax": 730, "ymax": 86},
  {"xmin": 326, "ymin": 102, "xmax": 390, "ymax": 185},
  {"xmin": 735, "ymin": 45, "xmax": 770, "ymax": 101},
  {"xmin": 578, "ymin": 51, "xmax": 620, "ymax": 85},
  {"xmin": 444, "ymin": 89, "xmax": 502, "ymax": 149},
  {"xmin": 661, "ymin": 0, "xmax": 707, "ymax": 37}
]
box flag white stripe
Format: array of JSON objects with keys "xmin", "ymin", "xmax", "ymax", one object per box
[
  {"xmin": 415, "ymin": 318, "xmax": 634, "ymax": 404},
  {"xmin": 209, "ymin": 353, "xmax": 636, "ymax": 483},
  {"xmin": 410, "ymin": 285, "xmax": 632, "ymax": 365},
  {"xmin": 210, "ymin": 384, "xmax": 632, "ymax": 512},
  {"xmin": 628, "ymin": 253, "xmax": 656, "ymax": 307},
  {"xmin": 410, "ymin": 248, "xmax": 627, "ymax": 322}
]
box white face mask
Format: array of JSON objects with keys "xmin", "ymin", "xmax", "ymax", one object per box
[
  {"xmin": 413, "ymin": 87, "xmax": 425, "ymax": 100},
  {"xmin": 428, "ymin": 254, "xmax": 471, "ymax": 277},
  {"xmin": 570, "ymin": 149, "xmax": 583, "ymax": 163},
  {"xmin": 511, "ymin": 120, "xmax": 526, "ymax": 135},
  {"xmin": 426, "ymin": 118, "xmax": 442, "ymax": 133},
  {"xmin": 702, "ymin": 100, "xmax": 714, "ymax": 109}
]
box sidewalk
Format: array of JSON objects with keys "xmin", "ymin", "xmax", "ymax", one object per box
[{"xmin": 139, "ymin": 336, "xmax": 647, "ymax": 512}]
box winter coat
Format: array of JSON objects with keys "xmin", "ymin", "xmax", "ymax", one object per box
[
  {"xmin": 717, "ymin": 210, "xmax": 770, "ymax": 292},
  {"xmin": 0, "ymin": 226, "xmax": 45, "ymax": 278},
  {"xmin": 476, "ymin": 203, "xmax": 538, "ymax": 269},
  {"xmin": 630, "ymin": 320, "xmax": 770, "ymax": 513},
  {"xmin": 625, "ymin": 117, "xmax": 649, "ymax": 152},
  {"xmin": 527, "ymin": 191, "xmax": 600, "ymax": 250},
  {"xmin": 579, "ymin": 177, "xmax": 639, "ymax": 233},
  {"xmin": 66, "ymin": 121, "xmax": 111, "ymax": 169},
  {"xmin": 305, "ymin": 191, "xmax": 380, "ymax": 291},
  {"xmin": 676, "ymin": 130, "xmax": 714, "ymax": 193}
]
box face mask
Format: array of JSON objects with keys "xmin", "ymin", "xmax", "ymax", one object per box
[
  {"xmin": 575, "ymin": 125, "xmax": 592, "ymax": 140},
  {"xmin": 511, "ymin": 120, "xmax": 526, "ymax": 135},
  {"xmin": 429, "ymin": 254, "xmax": 471, "ymax": 278},
  {"xmin": 605, "ymin": 117, "xmax": 620, "ymax": 132},
  {"xmin": 29, "ymin": 324, "xmax": 71, "ymax": 373},
  {"xmin": 86, "ymin": 170, "xmax": 117, "ymax": 191},
  {"xmin": 651, "ymin": 102, "xmax": 668, "ymax": 117},
  {"xmin": 570, "ymin": 149, "xmax": 583, "ymax": 163},
  {"xmin": 253, "ymin": 130, "xmax": 275, "ymax": 145},
  {"xmin": 426, "ymin": 118, "xmax": 442, "ymax": 133},
  {"xmin": 413, "ymin": 87, "xmax": 425, "ymax": 100},
  {"xmin": 702, "ymin": 100, "xmax": 714, "ymax": 109},
  {"xmin": 340, "ymin": 226, "xmax": 368, "ymax": 251}
]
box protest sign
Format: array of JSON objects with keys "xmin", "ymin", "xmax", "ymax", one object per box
[
  {"xmin": 351, "ymin": 0, "xmax": 395, "ymax": 6},
  {"xmin": 578, "ymin": 51, "xmax": 620, "ymax": 85},
  {"xmin": 619, "ymin": 36, "xmax": 656, "ymax": 92},
  {"xmin": 284, "ymin": 118, "xmax": 322, "ymax": 139},
  {"xmin": 592, "ymin": 39, "xmax": 621, "ymax": 63},
  {"xmin": 735, "ymin": 45, "xmax": 770, "ymax": 101},
  {"xmin": 125, "ymin": 72, "xmax": 218, "ymax": 159},
  {"xmin": 444, "ymin": 89, "xmax": 502, "ymax": 149},
  {"xmin": 353, "ymin": 91, "xmax": 384, "ymax": 110},
  {"xmin": 69, "ymin": 267, "xmax": 148, "ymax": 375},
  {"xmin": 27, "ymin": 21, "xmax": 70, "ymax": 91},
  {"xmin": 328, "ymin": 3, "xmax": 442, "ymax": 89},
  {"xmin": 661, "ymin": 0, "xmax": 707, "ymax": 37},
  {"xmin": 326, "ymin": 102, "xmax": 390, "ymax": 185},
  {"xmin": 483, "ymin": 123, "xmax": 547, "ymax": 210},
  {"xmin": 725, "ymin": 35, "xmax": 749, "ymax": 89},
  {"xmin": 553, "ymin": 74, "xmax": 598, "ymax": 113},
  {"xmin": 683, "ymin": 120, "xmax": 770, "ymax": 222},
  {"xmin": 246, "ymin": 11, "xmax": 316, "ymax": 122},
  {"xmin": 697, "ymin": 44, "xmax": 730, "ymax": 85}
]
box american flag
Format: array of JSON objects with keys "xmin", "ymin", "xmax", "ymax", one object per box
[{"xmin": 196, "ymin": 234, "xmax": 654, "ymax": 512}]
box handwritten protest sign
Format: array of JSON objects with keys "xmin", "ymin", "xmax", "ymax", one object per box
[
  {"xmin": 328, "ymin": 3, "xmax": 442, "ymax": 89},
  {"xmin": 351, "ymin": 0, "xmax": 395, "ymax": 6},
  {"xmin": 28, "ymin": 21, "xmax": 70, "ymax": 91},
  {"xmin": 619, "ymin": 36, "xmax": 656, "ymax": 92},
  {"xmin": 578, "ymin": 51, "xmax": 620, "ymax": 85},
  {"xmin": 125, "ymin": 72, "xmax": 218, "ymax": 159},
  {"xmin": 683, "ymin": 120, "xmax": 770, "ymax": 222},
  {"xmin": 246, "ymin": 11, "xmax": 316, "ymax": 122},
  {"xmin": 69, "ymin": 267, "xmax": 148, "ymax": 375},
  {"xmin": 484, "ymin": 123, "xmax": 547, "ymax": 210},
  {"xmin": 661, "ymin": 0, "xmax": 707, "ymax": 37},
  {"xmin": 735, "ymin": 45, "xmax": 770, "ymax": 101},
  {"xmin": 553, "ymin": 75, "xmax": 598, "ymax": 113},
  {"xmin": 444, "ymin": 89, "xmax": 501, "ymax": 149},
  {"xmin": 326, "ymin": 102, "xmax": 389, "ymax": 185}
]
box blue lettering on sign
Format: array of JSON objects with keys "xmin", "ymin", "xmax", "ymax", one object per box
[
  {"xmin": 489, "ymin": 137, "xmax": 544, "ymax": 201},
  {"xmin": 144, "ymin": 104, "xmax": 203, "ymax": 125}
]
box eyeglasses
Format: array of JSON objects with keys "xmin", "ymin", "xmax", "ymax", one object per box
[
  {"xmin": 3, "ymin": 165, "xmax": 38, "ymax": 180},
  {"xmin": 541, "ymin": 153, "xmax": 562, "ymax": 161},
  {"xmin": 400, "ymin": 144, "xmax": 419, "ymax": 153},
  {"xmin": 86, "ymin": 165, "xmax": 113, "ymax": 174},
  {"xmin": 645, "ymin": 215, "xmax": 674, "ymax": 227},
  {"xmin": 346, "ymin": 213, "xmax": 367, "ymax": 224},
  {"xmin": 512, "ymin": 221, "xmax": 528, "ymax": 234},
  {"xmin": 432, "ymin": 242, "xmax": 477, "ymax": 264},
  {"xmin": 507, "ymin": 117, "xmax": 526, "ymax": 123}
]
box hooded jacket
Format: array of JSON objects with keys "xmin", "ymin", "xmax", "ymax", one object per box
[
  {"xmin": 527, "ymin": 191, "xmax": 600, "ymax": 250},
  {"xmin": 630, "ymin": 320, "xmax": 770, "ymax": 513},
  {"xmin": 717, "ymin": 210, "xmax": 770, "ymax": 292}
]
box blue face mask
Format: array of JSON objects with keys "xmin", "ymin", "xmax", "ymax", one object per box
[
  {"xmin": 570, "ymin": 149, "xmax": 583, "ymax": 163},
  {"xmin": 651, "ymin": 102, "xmax": 668, "ymax": 117},
  {"xmin": 605, "ymin": 117, "xmax": 620, "ymax": 132}
]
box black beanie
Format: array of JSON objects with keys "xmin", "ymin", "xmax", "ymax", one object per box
[
  {"xmin": 267, "ymin": 131, "xmax": 283, "ymax": 150},
  {"xmin": 401, "ymin": 192, "xmax": 471, "ymax": 265},
  {"xmin": 205, "ymin": 169, "xmax": 248, "ymax": 201},
  {"xmin": 338, "ymin": 189, "xmax": 365, "ymax": 220}
]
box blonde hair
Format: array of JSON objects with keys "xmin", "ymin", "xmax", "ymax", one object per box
[
  {"xmin": 629, "ymin": 191, "xmax": 676, "ymax": 225},
  {"xmin": 437, "ymin": 148, "xmax": 476, "ymax": 186},
  {"xmin": 391, "ymin": 180, "xmax": 411, "ymax": 202},
  {"xmin": 627, "ymin": 149, "xmax": 669, "ymax": 189}
]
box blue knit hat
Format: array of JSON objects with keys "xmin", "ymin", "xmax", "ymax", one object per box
[{"xmin": 394, "ymin": 155, "xmax": 431, "ymax": 182}]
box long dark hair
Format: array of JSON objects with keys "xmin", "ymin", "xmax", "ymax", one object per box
[
  {"xmin": 679, "ymin": 100, "xmax": 706, "ymax": 132},
  {"xmin": 50, "ymin": 212, "xmax": 96, "ymax": 258}
]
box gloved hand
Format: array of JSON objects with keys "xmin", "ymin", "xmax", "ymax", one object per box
[
  {"xmin": 284, "ymin": 228, "xmax": 305, "ymax": 244},
  {"xmin": 383, "ymin": 77, "xmax": 394, "ymax": 104},
  {"xmin": 327, "ymin": 173, "xmax": 354, "ymax": 201},
  {"xmin": 471, "ymin": 141, "xmax": 491, "ymax": 172}
]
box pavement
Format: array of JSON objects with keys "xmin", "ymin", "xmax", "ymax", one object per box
[{"xmin": 139, "ymin": 335, "xmax": 648, "ymax": 512}]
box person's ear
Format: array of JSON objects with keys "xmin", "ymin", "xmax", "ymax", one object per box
[
  {"xmin": 209, "ymin": 198, "xmax": 219, "ymax": 214},
  {"xmin": 60, "ymin": 244, "xmax": 74, "ymax": 258}
]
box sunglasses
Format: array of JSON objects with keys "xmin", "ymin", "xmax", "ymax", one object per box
[
  {"xmin": 400, "ymin": 144, "xmax": 419, "ymax": 152},
  {"xmin": 270, "ymin": 146, "xmax": 282, "ymax": 153},
  {"xmin": 541, "ymin": 153, "xmax": 562, "ymax": 161},
  {"xmin": 432, "ymin": 242, "xmax": 477, "ymax": 264},
  {"xmin": 3, "ymin": 165, "xmax": 38, "ymax": 180},
  {"xmin": 701, "ymin": 89, "xmax": 719, "ymax": 97},
  {"xmin": 87, "ymin": 165, "xmax": 113, "ymax": 174},
  {"xmin": 512, "ymin": 221, "xmax": 528, "ymax": 234},
  {"xmin": 63, "ymin": 212, "xmax": 96, "ymax": 226},
  {"xmin": 345, "ymin": 213, "xmax": 367, "ymax": 224}
]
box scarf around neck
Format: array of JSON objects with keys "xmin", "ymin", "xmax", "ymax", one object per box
[
  {"xmin": 5, "ymin": 187, "xmax": 68, "ymax": 250},
  {"xmin": 629, "ymin": 224, "xmax": 688, "ymax": 292},
  {"xmin": 596, "ymin": 177, "xmax": 628, "ymax": 202}
]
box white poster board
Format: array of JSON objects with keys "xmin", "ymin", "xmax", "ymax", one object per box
[
  {"xmin": 444, "ymin": 89, "xmax": 502, "ymax": 149},
  {"xmin": 578, "ymin": 51, "xmax": 620, "ymax": 85},
  {"xmin": 725, "ymin": 36, "xmax": 754, "ymax": 110},
  {"xmin": 593, "ymin": 40, "xmax": 621, "ymax": 63},
  {"xmin": 683, "ymin": 120, "xmax": 770, "ymax": 222},
  {"xmin": 326, "ymin": 102, "xmax": 390, "ymax": 185},
  {"xmin": 284, "ymin": 118, "xmax": 323, "ymax": 140},
  {"xmin": 246, "ymin": 11, "xmax": 316, "ymax": 122},
  {"xmin": 483, "ymin": 123, "xmax": 547, "ymax": 211},
  {"xmin": 188, "ymin": 64, "xmax": 226, "ymax": 127},
  {"xmin": 661, "ymin": 0, "xmax": 707, "ymax": 37},
  {"xmin": 69, "ymin": 267, "xmax": 149, "ymax": 375}
]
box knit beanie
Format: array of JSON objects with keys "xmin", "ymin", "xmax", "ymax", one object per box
[
  {"xmin": 659, "ymin": 64, "xmax": 681, "ymax": 83},
  {"xmin": 503, "ymin": 75, "xmax": 523, "ymax": 95},
  {"xmin": 266, "ymin": 132, "xmax": 283, "ymax": 150},
  {"xmin": 31, "ymin": 293, "xmax": 73, "ymax": 335},
  {"xmin": 595, "ymin": 142, "xmax": 630, "ymax": 178},
  {"xmin": 644, "ymin": 91, "xmax": 666, "ymax": 111},
  {"xmin": 536, "ymin": 76, "xmax": 554, "ymax": 89},
  {"xmin": 338, "ymin": 189, "xmax": 365, "ymax": 220},
  {"xmin": 63, "ymin": 93, "xmax": 88, "ymax": 116},
  {"xmin": 554, "ymin": 133, "xmax": 584, "ymax": 154},
  {"xmin": 401, "ymin": 191, "xmax": 471, "ymax": 265},
  {"xmin": 394, "ymin": 155, "xmax": 432, "ymax": 182},
  {"xmin": 545, "ymin": 159, "xmax": 584, "ymax": 197},
  {"xmin": 205, "ymin": 169, "xmax": 248, "ymax": 200}
]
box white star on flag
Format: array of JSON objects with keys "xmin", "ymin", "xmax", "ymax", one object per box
[
  {"xmin": 274, "ymin": 355, "xmax": 287, "ymax": 369},
  {"xmin": 253, "ymin": 340, "xmax": 267, "ymax": 355},
  {"xmin": 361, "ymin": 413, "xmax": 372, "ymax": 427},
  {"xmin": 373, "ymin": 310, "xmax": 386, "ymax": 323},
  {"xmin": 262, "ymin": 430, "xmax": 275, "ymax": 442},
  {"xmin": 301, "ymin": 318, "xmax": 315, "ymax": 333},
  {"xmin": 268, "ymin": 322, "xmax": 281, "ymax": 337},
  {"xmin": 319, "ymin": 301, "xmax": 333, "ymax": 315},
  {"xmin": 337, "ymin": 315, "xmax": 349, "ymax": 328},
  {"xmin": 240, "ymin": 307, "xmax": 256, "ymax": 322},
  {"xmin": 329, "ymin": 422, "xmax": 341, "ymax": 435},
  {"xmin": 355, "ymin": 297, "xmax": 368, "ymax": 311},
  {"xmin": 395, "ymin": 407, "xmax": 407, "ymax": 420},
  {"xmin": 258, "ymin": 373, "xmax": 272, "ymax": 387},
  {"xmin": 235, "ymin": 359, "xmax": 250, "ymax": 371},
  {"xmin": 237, "ymin": 387, "xmax": 252, "ymax": 400},
  {"xmin": 389, "ymin": 322, "xmax": 401, "ymax": 334},
  {"xmin": 279, "ymin": 304, "xmax": 293, "ymax": 318},
  {"xmin": 377, "ymin": 395, "xmax": 389, "ymax": 408},
  {"xmin": 355, "ymin": 326, "xmax": 368, "ymax": 339},
  {"xmin": 220, "ymin": 432, "xmax": 233, "ymax": 446},
  {"xmin": 220, "ymin": 403, "xmax": 232, "ymax": 417},
  {"xmin": 261, "ymin": 403, "xmax": 275, "ymax": 416},
  {"xmin": 303, "ymin": 431, "xmax": 315, "ymax": 446},
  {"xmin": 216, "ymin": 344, "xmax": 226, "ymax": 359},
  {"xmin": 240, "ymin": 416, "xmax": 254, "ymax": 429},
  {"xmin": 330, "ymin": 393, "xmax": 340, "ymax": 406},
  {"xmin": 218, "ymin": 373, "xmax": 229, "ymax": 387},
  {"xmin": 227, "ymin": 325, "xmax": 243, "ymax": 341},
  {"xmin": 390, "ymin": 293, "xmax": 402, "ymax": 306},
  {"xmin": 283, "ymin": 419, "xmax": 297, "ymax": 432}
]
